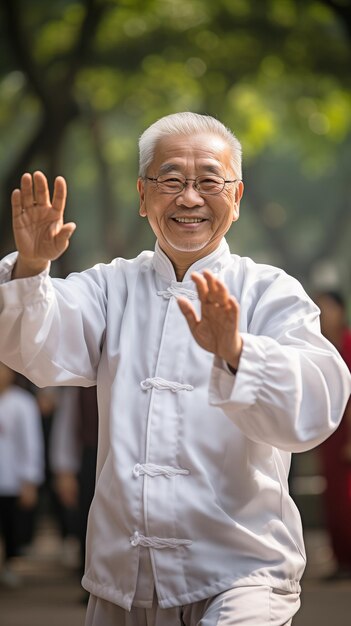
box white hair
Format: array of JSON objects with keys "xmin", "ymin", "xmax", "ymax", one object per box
[{"xmin": 138, "ymin": 112, "xmax": 242, "ymax": 179}]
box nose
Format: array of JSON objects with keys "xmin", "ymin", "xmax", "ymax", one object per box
[{"xmin": 175, "ymin": 182, "xmax": 205, "ymax": 208}]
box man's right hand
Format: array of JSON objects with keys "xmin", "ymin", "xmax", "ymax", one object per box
[{"xmin": 11, "ymin": 170, "xmax": 76, "ymax": 278}]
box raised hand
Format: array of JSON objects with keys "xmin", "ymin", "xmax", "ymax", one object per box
[
  {"xmin": 11, "ymin": 171, "xmax": 76, "ymax": 277},
  {"xmin": 178, "ymin": 270, "xmax": 242, "ymax": 371}
]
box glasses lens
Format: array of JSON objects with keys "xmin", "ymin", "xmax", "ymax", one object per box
[
  {"xmin": 154, "ymin": 174, "xmax": 227, "ymax": 194},
  {"xmin": 196, "ymin": 176, "xmax": 225, "ymax": 195},
  {"xmin": 157, "ymin": 175, "xmax": 184, "ymax": 193}
]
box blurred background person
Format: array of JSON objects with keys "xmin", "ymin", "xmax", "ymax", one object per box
[
  {"xmin": 0, "ymin": 362, "xmax": 44, "ymax": 587},
  {"xmin": 48, "ymin": 387, "xmax": 81, "ymax": 570},
  {"xmin": 35, "ymin": 385, "xmax": 82, "ymax": 564},
  {"xmin": 50, "ymin": 386, "xmax": 98, "ymax": 577},
  {"xmin": 314, "ymin": 291, "xmax": 351, "ymax": 580}
]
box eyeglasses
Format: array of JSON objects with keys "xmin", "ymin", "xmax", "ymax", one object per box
[{"xmin": 145, "ymin": 174, "xmax": 239, "ymax": 195}]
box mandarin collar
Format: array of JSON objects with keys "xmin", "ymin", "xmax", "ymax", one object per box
[{"xmin": 152, "ymin": 239, "xmax": 232, "ymax": 284}]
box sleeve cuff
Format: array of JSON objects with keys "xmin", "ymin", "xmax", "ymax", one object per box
[
  {"xmin": 0, "ymin": 252, "xmax": 19, "ymax": 283},
  {"xmin": 209, "ymin": 333, "xmax": 267, "ymax": 410},
  {"xmin": 0, "ymin": 252, "xmax": 51, "ymax": 283},
  {"xmin": 0, "ymin": 252, "xmax": 52, "ymax": 309}
]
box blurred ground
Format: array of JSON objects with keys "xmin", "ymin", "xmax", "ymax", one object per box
[
  {"xmin": 1, "ymin": 519, "xmax": 351, "ymax": 626},
  {"xmin": 0, "ymin": 517, "xmax": 85, "ymax": 626},
  {"xmin": 295, "ymin": 529, "xmax": 351, "ymax": 626}
]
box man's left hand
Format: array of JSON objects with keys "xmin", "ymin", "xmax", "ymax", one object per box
[{"xmin": 178, "ymin": 270, "xmax": 243, "ymax": 371}]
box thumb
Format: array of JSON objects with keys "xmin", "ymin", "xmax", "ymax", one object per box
[{"xmin": 55, "ymin": 222, "xmax": 76, "ymax": 252}]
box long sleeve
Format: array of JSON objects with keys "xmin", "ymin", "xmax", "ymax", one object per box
[
  {"xmin": 209, "ymin": 272, "xmax": 351, "ymax": 452},
  {"xmin": 0, "ymin": 252, "xmax": 108, "ymax": 387}
]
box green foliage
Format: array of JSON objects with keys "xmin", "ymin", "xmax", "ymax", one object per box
[{"xmin": 0, "ymin": 0, "xmax": 350, "ymax": 287}]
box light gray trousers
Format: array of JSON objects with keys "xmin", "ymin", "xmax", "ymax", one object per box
[{"xmin": 85, "ymin": 585, "xmax": 300, "ymax": 626}]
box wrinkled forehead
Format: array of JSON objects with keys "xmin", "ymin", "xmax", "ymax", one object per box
[{"xmin": 151, "ymin": 132, "xmax": 234, "ymax": 174}]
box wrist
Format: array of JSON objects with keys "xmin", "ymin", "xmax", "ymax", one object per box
[
  {"xmin": 12, "ymin": 254, "xmax": 49, "ymax": 279},
  {"xmin": 222, "ymin": 337, "xmax": 243, "ymax": 374},
  {"xmin": 227, "ymin": 363, "xmax": 238, "ymax": 375}
]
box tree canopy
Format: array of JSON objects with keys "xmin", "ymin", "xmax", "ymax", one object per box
[{"xmin": 0, "ymin": 0, "xmax": 350, "ymax": 289}]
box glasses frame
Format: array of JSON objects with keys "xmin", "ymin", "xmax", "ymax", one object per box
[{"xmin": 144, "ymin": 175, "xmax": 239, "ymax": 196}]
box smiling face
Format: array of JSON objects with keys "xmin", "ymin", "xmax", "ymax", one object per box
[{"xmin": 137, "ymin": 133, "xmax": 244, "ymax": 279}]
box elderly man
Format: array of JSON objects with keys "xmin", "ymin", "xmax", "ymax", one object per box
[{"xmin": 0, "ymin": 112, "xmax": 350, "ymax": 625}]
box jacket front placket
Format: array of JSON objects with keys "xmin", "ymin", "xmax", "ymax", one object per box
[{"xmin": 133, "ymin": 279, "xmax": 198, "ymax": 591}]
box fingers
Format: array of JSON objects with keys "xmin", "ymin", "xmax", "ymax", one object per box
[
  {"xmin": 33, "ymin": 170, "xmax": 50, "ymax": 206},
  {"xmin": 203, "ymin": 270, "xmax": 229, "ymax": 306},
  {"xmin": 192, "ymin": 270, "xmax": 231, "ymax": 307},
  {"xmin": 227, "ymin": 295, "xmax": 240, "ymax": 320},
  {"xmin": 20, "ymin": 172, "xmax": 35, "ymax": 210},
  {"xmin": 52, "ymin": 175, "xmax": 67, "ymax": 213},
  {"xmin": 177, "ymin": 297, "xmax": 199, "ymax": 333},
  {"xmin": 11, "ymin": 188, "xmax": 23, "ymax": 218},
  {"xmin": 190, "ymin": 272, "xmax": 209, "ymax": 300},
  {"xmin": 13, "ymin": 172, "xmax": 67, "ymax": 213}
]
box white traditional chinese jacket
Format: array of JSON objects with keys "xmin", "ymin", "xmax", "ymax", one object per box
[{"xmin": 0, "ymin": 239, "xmax": 350, "ymax": 610}]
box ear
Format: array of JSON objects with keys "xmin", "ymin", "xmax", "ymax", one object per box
[
  {"xmin": 232, "ymin": 180, "xmax": 244, "ymax": 223},
  {"xmin": 232, "ymin": 205, "xmax": 240, "ymax": 222},
  {"xmin": 137, "ymin": 178, "xmax": 147, "ymax": 217}
]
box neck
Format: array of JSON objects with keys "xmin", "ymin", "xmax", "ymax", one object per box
[
  {"xmin": 158, "ymin": 239, "xmax": 223, "ymax": 282},
  {"xmin": 173, "ymin": 258, "xmax": 194, "ymax": 282},
  {"xmin": 164, "ymin": 248, "xmax": 210, "ymax": 281}
]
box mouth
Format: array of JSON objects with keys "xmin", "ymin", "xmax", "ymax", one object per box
[{"xmin": 172, "ymin": 217, "xmax": 207, "ymax": 224}]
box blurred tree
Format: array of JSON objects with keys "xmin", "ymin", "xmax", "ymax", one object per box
[
  {"xmin": 0, "ymin": 0, "xmax": 350, "ymax": 283},
  {"xmin": 0, "ymin": 0, "xmax": 109, "ymax": 274}
]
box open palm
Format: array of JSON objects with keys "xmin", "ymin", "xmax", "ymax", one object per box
[{"xmin": 12, "ymin": 171, "xmax": 76, "ymax": 265}]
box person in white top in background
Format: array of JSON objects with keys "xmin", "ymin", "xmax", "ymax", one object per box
[
  {"xmin": 49, "ymin": 386, "xmax": 98, "ymax": 581},
  {"xmin": 0, "ymin": 362, "xmax": 44, "ymax": 587},
  {"xmin": 49, "ymin": 387, "xmax": 82, "ymax": 509},
  {"xmin": 47, "ymin": 386, "xmax": 83, "ymax": 570},
  {"xmin": 0, "ymin": 112, "xmax": 350, "ymax": 625}
]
